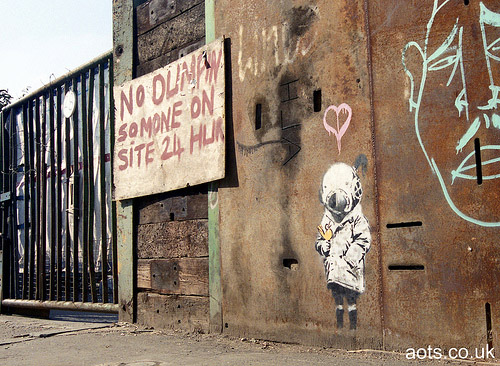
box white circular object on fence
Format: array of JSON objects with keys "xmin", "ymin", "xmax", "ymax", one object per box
[{"xmin": 63, "ymin": 90, "xmax": 76, "ymax": 118}]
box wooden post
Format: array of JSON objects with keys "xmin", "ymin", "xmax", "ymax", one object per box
[
  {"xmin": 113, "ymin": 0, "xmax": 135, "ymax": 323},
  {"xmin": 206, "ymin": 0, "xmax": 223, "ymax": 333}
]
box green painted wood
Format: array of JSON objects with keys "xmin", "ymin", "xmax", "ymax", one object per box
[
  {"xmin": 208, "ymin": 183, "xmax": 222, "ymax": 333},
  {"xmin": 117, "ymin": 199, "xmax": 134, "ymax": 322},
  {"xmin": 205, "ymin": 0, "xmax": 215, "ymax": 44},
  {"xmin": 206, "ymin": 0, "xmax": 222, "ymax": 333}
]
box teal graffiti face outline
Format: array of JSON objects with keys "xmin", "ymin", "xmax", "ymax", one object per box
[{"xmin": 402, "ymin": 0, "xmax": 500, "ymax": 227}]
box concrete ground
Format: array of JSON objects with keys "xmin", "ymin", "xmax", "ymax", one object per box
[{"xmin": 0, "ymin": 313, "xmax": 497, "ymax": 366}]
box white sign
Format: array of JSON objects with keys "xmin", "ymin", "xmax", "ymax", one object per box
[
  {"xmin": 63, "ymin": 91, "xmax": 76, "ymax": 118},
  {"xmin": 113, "ymin": 39, "xmax": 225, "ymax": 200}
]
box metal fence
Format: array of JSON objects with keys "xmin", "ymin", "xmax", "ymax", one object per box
[{"xmin": 0, "ymin": 52, "xmax": 118, "ymax": 313}]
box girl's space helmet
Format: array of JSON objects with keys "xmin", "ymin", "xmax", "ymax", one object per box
[{"xmin": 320, "ymin": 163, "xmax": 362, "ymax": 216}]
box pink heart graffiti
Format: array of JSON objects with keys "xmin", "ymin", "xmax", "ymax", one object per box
[{"xmin": 323, "ymin": 103, "xmax": 352, "ymax": 154}]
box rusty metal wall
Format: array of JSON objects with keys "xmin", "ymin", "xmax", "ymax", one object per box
[
  {"xmin": 110, "ymin": 0, "xmax": 500, "ymax": 351},
  {"xmin": 215, "ymin": 0, "xmax": 382, "ymax": 347},
  {"xmin": 214, "ymin": 0, "xmax": 500, "ymax": 351},
  {"xmin": 370, "ymin": 0, "xmax": 500, "ymax": 351}
]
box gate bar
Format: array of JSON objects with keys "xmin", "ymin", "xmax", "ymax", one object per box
[
  {"xmin": 56, "ymin": 87, "xmax": 63, "ymax": 301},
  {"xmin": 0, "ymin": 112, "xmax": 5, "ymax": 301},
  {"xmin": 35, "ymin": 97, "xmax": 42, "ymax": 300},
  {"xmin": 49, "ymin": 88, "xmax": 56, "ymax": 301},
  {"xmin": 72, "ymin": 77, "xmax": 80, "ymax": 302},
  {"xmin": 40, "ymin": 97, "xmax": 47, "ymax": 301},
  {"xmin": 81, "ymin": 71, "xmax": 89, "ymax": 303},
  {"xmin": 64, "ymin": 82, "xmax": 71, "ymax": 301},
  {"xmin": 99, "ymin": 62, "xmax": 108, "ymax": 304},
  {"xmin": 86, "ymin": 68, "xmax": 97, "ymax": 303},
  {"xmin": 28, "ymin": 100, "xmax": 36, "ymax": 300},
  {"xmin": 22, "ymin": 105, "xmax": 29, "ymax": 300},
  {"xmin": 109, "ymin": 57, "xmax": 118, "ymax": 304},
  {"xmin": 9, "ymin": 110, "xmax": 18, "ymax": 299},
  {"xmin": 1, "ymin": 111, "xmax": 8, "ymax": 304}
]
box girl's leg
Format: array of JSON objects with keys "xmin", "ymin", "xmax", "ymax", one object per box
[
  {"xmin": 331, "ymin": 287, "xmax": 344, "ymax": 329},
  {"xmin": 346, "ymin": 290, "xmax": 360, "ymax": 330}
]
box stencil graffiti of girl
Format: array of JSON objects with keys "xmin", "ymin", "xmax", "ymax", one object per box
[{"xmin": 315, "ymin": 163, "xmax": 371, "ymax": 330}]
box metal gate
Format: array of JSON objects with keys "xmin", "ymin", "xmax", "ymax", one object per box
[{"xmin": 0, "ymin": 53, "xmax": 118, "ymax": 313}]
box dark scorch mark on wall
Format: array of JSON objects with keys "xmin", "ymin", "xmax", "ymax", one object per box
[{"xmin": 237, "ymin": 78, "xmax": 302, "ymax": 166}]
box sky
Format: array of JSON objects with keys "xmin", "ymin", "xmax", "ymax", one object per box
[{"xmin": 0, "ymin": 1, "xmax": 113, "ymax": 101}]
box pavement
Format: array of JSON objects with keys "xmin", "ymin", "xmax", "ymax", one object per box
[{"xmin": 0, "ymin": 312, "xmax": 498, "ymax": 366}]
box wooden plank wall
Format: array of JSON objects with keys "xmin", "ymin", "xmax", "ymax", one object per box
[
  {"xmin": 136, "ymin": 187, "xmax": 209, "ymax": 332},
  {"xmin": 134, "ymin": 0, "xmax": 208, "ymax": 332},
  {"xmin": 135, "ymin": 0, "xmax": 206, "ymax": 77}
]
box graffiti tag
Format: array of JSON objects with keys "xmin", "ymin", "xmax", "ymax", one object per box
[
  {"xmin": 402, "ymin": 0, "xmax": 500, "ymax": 227},
  {"xmin": 323, "ymin": 104, "xmax": 352, "ymax": 154}
]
